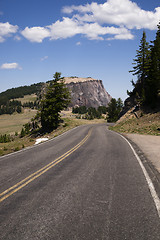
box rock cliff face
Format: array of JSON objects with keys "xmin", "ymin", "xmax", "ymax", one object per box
[{"xmin": 64, "ymin": 77, "xmax": 112, "ymax": 108}]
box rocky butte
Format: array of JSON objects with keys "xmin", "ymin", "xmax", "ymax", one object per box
[{"xmin": 64, "ymin": 77, "xmax": 112, "ymax": 108}]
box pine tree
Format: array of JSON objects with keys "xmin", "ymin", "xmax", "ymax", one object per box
[
  {"xmin": 147, "ymin": 23, "xmax": 160, "ymax": 107},
  {"xmin": 129, "ymin": 31, "xmax": 150, "ymax": 104},
  {"xmin": 40, "ymin": 72, "xmax": 70, "ymax": 132},
  {"xmin": 107, "ymin": 98, "xmax": 123, "ymax": 122},
  {"xmin": 20, "ymin": 128, "xmax": 25, "ymax": 138}
]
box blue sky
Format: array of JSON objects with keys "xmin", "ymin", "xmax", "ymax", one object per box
[{"xmin": 0, "ymin": 0, "xmax": 160, "ymax": 101}]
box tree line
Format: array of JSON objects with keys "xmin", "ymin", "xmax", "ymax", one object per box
[
  {"xmin": 0, "ymin": 100, "xmax": 22, "ymax": 115},
  {"xmin": 72, "ymin": 105, "xmax": 108, "ymax": 120},
  {"xmin": 128, "ymin": 23, "xmax": 160, "ymax": 108},
  {"xmin": 0, "ymin": 82, "xmax": 43, "ymax": 115},
  {"xmin": 0, "ymin": 99, "xmax": 39, "ymax": 115}
]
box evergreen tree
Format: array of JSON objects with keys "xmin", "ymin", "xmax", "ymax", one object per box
[
  {"xmin": 87, "ymin": 107, "xmax": 101, "ymax": 119},
  {"xmin": 72, "ymin": 106, "xmax": 87, "ymax": 114},
  {"xmin": 129, "ymin": 31, "xmax": 150, "ymax": 104},
  {"xmin": 107, "ymin": 98, "xmax": 123, "ymax": 122},
  {"xmin": 147, "ymin": 23, "xmax": 160, "ymax": 107},
  {"xmin": 16, "ymin": 105, "xmax": 22, "ymax": 113},
  {"xmin": 0, "ymin": 134, "xmax": 11, "ymax": 143},
  {"xmin": 20, "ymin": 128, "xmax": 26, "ymax": 138},
  {"xmin": 40, "ymin": 72, "xmax": 70, "ymax": 132},
  {"xmin": 97, "ymin": 106, "xmax": 107, "ymax": 114},
  {"xmin": 117, "ymin": 98, "xmax": 123, "ymax": 113}
]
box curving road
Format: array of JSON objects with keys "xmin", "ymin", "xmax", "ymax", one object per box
[{"xmin": 0, "ymin": 124, "xmax": 160, "ymax": 239}]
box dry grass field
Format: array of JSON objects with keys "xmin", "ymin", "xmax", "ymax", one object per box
[
  {"xmin": 15, "ymin": 94, "xmax": 37, "ymax": 104},
  {"xmin": 0, "ymin": 94, "xmax": 37, "ymax": 135},
  {"xmin": 0, "ymin": 109, "xmax": 37, "ymax": 135},
  {"xmin": 0, "ymin": 109, "xmax": 37, "ymax": 156}
]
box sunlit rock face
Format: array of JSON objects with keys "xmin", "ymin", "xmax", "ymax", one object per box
[{"xmin": 64, "ymin": 77, "xmax": 112, "ymax": 108}]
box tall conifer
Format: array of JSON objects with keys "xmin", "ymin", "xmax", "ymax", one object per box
[
  {"xmin": 147, "ymin": 23, "xmax": 160, "ymax": 107},
  {"xmin": 40, "ymin": 72, "xmax": 70, "ymax": 132},
  {"xmin": 129, "ymin": 31, "xmax": 150, "ymax": 104}
]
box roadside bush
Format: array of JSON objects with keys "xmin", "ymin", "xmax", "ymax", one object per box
[
  {"xmin": 14, "ymin": 147, "xmax": 20, "ymax": 152},
  {"xmin": 0, "ymin": 134, "xmax": 11, "ymax": 143}
]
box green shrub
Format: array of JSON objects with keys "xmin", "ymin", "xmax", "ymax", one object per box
[
  {"xmin": 14, "ymin": 147, "xmax": 20, "ymax": 152},
  {"xmin": 0, "ymin": 134, "xmax": 11, "ymax": 143}
]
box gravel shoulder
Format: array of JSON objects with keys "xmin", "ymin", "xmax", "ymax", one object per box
[{"xmin": 124, "ymin": 133, "xmax": 160, "ymax": 173}]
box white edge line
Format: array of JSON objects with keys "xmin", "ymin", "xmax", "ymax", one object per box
[
  {"xmin": 0, "ymin": 125, "xmax": 81, "ymax": 161},
  {"xmin": 117, "ymin": 132, "xmax": 160, "ymax": 218}
]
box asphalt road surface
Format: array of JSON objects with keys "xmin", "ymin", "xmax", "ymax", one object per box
[{"xmin": 0, "ymin": 124, "xmax": 160, "ymax": 239}]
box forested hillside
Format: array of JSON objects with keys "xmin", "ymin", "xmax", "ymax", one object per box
[
  {"xmin": 0, "ymin": 83, "xmax": 43, "ymax": 115},
  {"xmin": 0, "ymin": 83, "xmax": 43, "ymax": 104}
]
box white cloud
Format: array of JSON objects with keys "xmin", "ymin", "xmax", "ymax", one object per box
[
  {"xmin": 82, "ymin": 22, "xmax": 106, "ymax": 40},
  {"xmin": 14, "ymin": 35, "xmax": 21, "ymax": 41},
  {"xmin": 76, "ymin": 41, "xmax": 81, "ymax": 46},
  {"xmin": 62, "ymin": 3, "xmax": 92, "ymax": 14},
  {"xmin": 40, "ymin": 56, "xmax": 48, "ymax": 61},
  {"xmin": 20, "ymin": 18, "xmax": 134, "ymax": 42},
  {"xmin": 106, "ymin": 27, "xmax": 134, "ymax": 40},
  {"xmin": 53, "ymin": 17, "xmax": 132, "ymax": 41},
  {"xmin": 64, "ymin": 0, "xmax": 160, "ymax": 30},
  {"xmin": 20, "ymin": 19, "xmax": 79, "ymax": 43},
  {"xmin": 48, "ymin": 17, "xmax": 82, "ymax": 40},
  {"xmin": 48, "ymin": 17, "xmax": 134, "ymax": 41},
  {"xmin": 81, "ymin": 23, "xmax": 134, "ymax": 40},
  {"xmin": 19, "ymin": 0, "xmax": 160, "ymax": 43},
  {"xmin": 0, "ymin": 62, "xmax": 22, "ymax": 70},
  {"xmin": 21, "ymin": 26, "xmax": 50, "ymax": 43},
  {"xmin": 0, "ymin": 22, "xmax": 18, "ymax": 42},
  {"xmin": 62, "ymin": 6, "xmax": 74, "ymax": 14}
]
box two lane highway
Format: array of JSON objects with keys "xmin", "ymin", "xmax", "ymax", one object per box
[{"xmin": 0, "ymin": 124, "xmax": 160, "ymax": 239}]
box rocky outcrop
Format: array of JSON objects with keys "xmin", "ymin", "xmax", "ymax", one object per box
[{"xmin": 64, "ymin": 77, "xmax": 112, "ymax": 108}]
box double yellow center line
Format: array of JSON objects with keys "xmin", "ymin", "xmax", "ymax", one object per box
[{"xmin": 0, "ymin": 129, "xmax": 92, "ymax": 203}]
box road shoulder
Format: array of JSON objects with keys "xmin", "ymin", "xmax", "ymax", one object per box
[{"xmin": 123, "ymin": 133, "xmax": 160, "ymax": 200}]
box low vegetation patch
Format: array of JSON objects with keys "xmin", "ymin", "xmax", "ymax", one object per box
[
  {"xmin": 0, "ymin": 134, "xmax": 12, "ymax": 143},
  {"xmin": 0, "ymin": 136, "xmax": 35, "ymax": 156}
]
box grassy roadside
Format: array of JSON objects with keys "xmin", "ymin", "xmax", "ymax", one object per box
[
  {"xmin": 0, "ymin": 115, "xmax": 106, "ymax": 156},
  {"xmin": 109, "ymin": 112, "xmax": 160, "ymax": 136}
]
